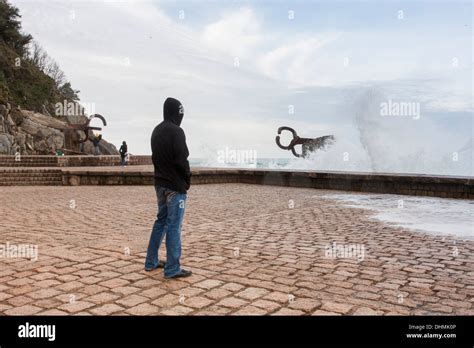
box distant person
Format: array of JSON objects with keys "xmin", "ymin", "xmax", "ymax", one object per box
[
  {"xmin": 119, "ymin": 141, "xmax": 128, "ymax": 166},
  {"xmin": 92, "ymin": 134, "xmax": 102, "ymax": 155},
  {"xmin": 14, "ymin": 146, "xmax": 21, "ymax": 161},
  {"xmin": 145, "ymin": 97, "xmax": 192, "ymax": 279}
]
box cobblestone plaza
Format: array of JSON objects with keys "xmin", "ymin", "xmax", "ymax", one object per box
[{"xmin": 0, "ymin": 184, "xmax": 472, "ymax": 315}]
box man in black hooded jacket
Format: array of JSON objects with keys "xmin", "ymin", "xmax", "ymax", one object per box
[{"xmin": 145, "ymin": 97, "xmax": 192, "ymax": 278}]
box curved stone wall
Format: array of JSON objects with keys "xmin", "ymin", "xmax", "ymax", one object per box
[{"xmin": 62, "ymin": 168, "xmax": 473, "ymax": 199}]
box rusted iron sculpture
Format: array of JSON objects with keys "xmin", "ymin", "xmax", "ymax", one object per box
[
  {"xmin": 275, "ymin": 126, "xmax": 334, "ymax": 158},
  {"xmin": 65, "ymin": 114, "xmax": 107, "ymax": 143}
]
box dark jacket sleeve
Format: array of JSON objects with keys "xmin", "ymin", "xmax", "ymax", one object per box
[{"xmin": 173, "ymin": 128, "xmax": 191, "ymax": 190}]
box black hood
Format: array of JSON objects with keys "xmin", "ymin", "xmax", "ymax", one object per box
[{"xmin": 163, "ymin": 97, "xmax": 184, "ymax": 126}]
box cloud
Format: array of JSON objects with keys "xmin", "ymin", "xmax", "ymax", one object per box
[
  {"xmin": 201, "ymin": 7, "xmax": 263, "ymax": 58},
  {"xmin": 108, "ymin": 0, "xmax": 170, "ymax": 23},
  {"xmin": 256, "ymin": 33, "xmax": 341, "ymax": 85}
]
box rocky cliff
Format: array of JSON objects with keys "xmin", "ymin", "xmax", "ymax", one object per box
[{"xmin": 0, "ymin": 103, "xmax": 118, "ymax": 155}]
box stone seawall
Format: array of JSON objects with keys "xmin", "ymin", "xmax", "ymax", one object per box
[
  {"xmin": 0, "ymin": 155, "xmax": 152, "ymax": 167},
  {"xmin": 62, "ymin": 168, "xmax": 473, "ymax": 199},
  {"xmin": 57, "ymin": 155, "xmax": 152, "ymax": 167}
]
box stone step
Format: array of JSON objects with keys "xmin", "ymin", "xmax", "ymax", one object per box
[
  {"xmin": 0, "ymin": 176, "xmax": 62, "ymax": 181},
  {"xmin": 0, "ymin": 173, "xmax": 62, "ymax": 178},
  {"xmin": 0, "ymin": 163, "xmax": 58, "ymax": 166},
  {"xmin": 0, "ymin": 169, "xmax": 61, "ymax": 173},
  {"xmin": 1, "ymin": 160, "xmax": 56, "ymax": 161},
  {"xmin": 0, "ymin": 178, "xmax": 62, "ymax": 182},
  {"xmin": 0, "ymin": 155, "xmax": 152, "ymax": 167},
  {"xmin": 0, "ymin": 170, "xmax": 62, "ymax": 174},
  {"xmin": 0, "ymin": 156, "xmax": 59, "ymax": 167},
  {"xmin": 0, "ymin": 168, "xmax": 63, "ymax": 185},
  {"xmin": 0, "ymin": 180, "xmax": 62, "ymax": 186},
  {"xmin": 0, "ymin": 169, "xmax": 62, "ymax": 173},
  {"xmin": 0, "ymin": 159, "xmax": 57, "ymax": 162}
]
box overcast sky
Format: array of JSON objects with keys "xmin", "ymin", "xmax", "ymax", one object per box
[{"xmin": 11, "ymin": 0, "xmax": 473, "ymax": 168}]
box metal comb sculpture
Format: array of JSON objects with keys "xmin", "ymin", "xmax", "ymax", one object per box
[
  {"xmin": 275, "ymin": 126, "xmax": 335, "ymax": 158},
  {"xmin": 63, "ymin": 114, "xmax": 107, "ymax": 143}
]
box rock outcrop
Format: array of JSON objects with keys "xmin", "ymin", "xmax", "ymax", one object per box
[{"xmin": 0, "ymin": 103, "xmax": 118, "ymax": 155}]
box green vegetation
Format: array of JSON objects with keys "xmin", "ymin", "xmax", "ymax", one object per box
[{"xmin": 0, "ymin": 0, "xmax": 80, "ymax": 113}]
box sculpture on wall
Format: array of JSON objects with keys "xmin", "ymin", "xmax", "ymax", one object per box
[
  {"xmin": 65, "ymin": 114, "xmax": 107, "ymax": 143},
  {"xmin": 275, "ymin": 126, "xmax": 335, "ymax": 158}
]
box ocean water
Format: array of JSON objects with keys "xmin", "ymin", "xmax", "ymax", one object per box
[
  {"xmin": 190, "ymin": 158, "xmax": 292, "ymax": 169},
  {"xmin": 321, "ymin": 193, "xmax": 474, "ymax": 240},
  {"xmin": 190, "ymin": 155, "xmax": 473, "ymax": 176}
]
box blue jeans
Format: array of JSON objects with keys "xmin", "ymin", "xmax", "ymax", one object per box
[{"xmin": 145, "ymin": 186, "xmax": 187, "ymax": 277}]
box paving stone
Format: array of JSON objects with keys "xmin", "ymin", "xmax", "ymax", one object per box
[
  {"xmin": 140, "ymin": 288, "xmax": 168, "ymax": 299},
  {"xmin": 312, "ymin": 310, "xmax": 341, "ymax": 316},
  {"xmin": 353, "ymin": 306, "xmax": 384, "ymax": 315},
  {"xmin": 58, "ymin": 301, "xmax": 95, "ymax": 313},
  {"xmin": 111, "ymin": 286, "xmax": 141, "ymax": 296},
  {"xmin": 126, "ymin": 303, "xmax": 160, "ymax": 315},
  {"xmin": 235, "ymin": 287, "xmax": 269, "ymax": 300},
  {"xmin": 35, "ymin": 279, "xmax": 62, "ymax": 288},
  {"xmin": 27, "ymin": 288, "xmax": 61, "ymax": 300},
  {"xmin": 56, "ymin": 281, "xmax": 84, "ymax": 292},
  {"xmin": 7, "ymin": 295, "xmax": 34, "ymax": 307},
  {"xmin": 221, "ymin": 282, "xmax": 245, "ymax": 292},
  {"xmin": 182, "ymin": 296, "xmax": 214, "ymax": 309},
  {"xmin": 321, "ymin": 301, "xmax": 354, "ymax": 314},
  {"xmin": 78, "ymin": 284, "xmax": 108, "ymax": 296},
  {"xmin": 272, "ymin": 308, "xmax": 305, "ymax": 315},
  {"xmin": 217, "ymin": 297, "xmax": 249, "ymax": 308},
  {"xmin": 7, "ymin": 278, "xmax": 34, "ymax": 286},
  {"xmin": 289, "ymin": 298, "xmax": 321, "ymax": 312},
  {"xmin": 251, "ymin": 299, "xmax": 281, "ymax": 312},
  {"xmin": 86, "ymin": 292, "xmax": 121, "ymax": 304},
  {"xmin": 152, "ymin": 294, "xmax": 179, "ymax": 307},
  {"xmin": 116, "ymin": 294, "xmax": 148, "ymax": 307},
  {"xmin": 204, "ymin": 288, "xmax": 233, "ymax": 300},
  {"xmin": 264, "ymin": 291, "xmax": 293, "ymax": 304},
  {"xmin": 5, "ymin": 305, "xmax": 43, "ymax": 315},
  {"xmin": 40, "ymin": 309, "xmax": 69, "ymax": 315},
  {"xmin": 90, "ymin": 304, "xmax": 125, "ymax": 315},
  {"xmin": 232, "ymin": 306, "xmax": 268, "ymax": 315},
  {"xmin": 195, "ymin": 305, "xmax": 233, "ymax": 315},
  {"xmin": 161, "ymin": 305, "xmax": 194, "ymax": 315},
  {"xmin": 194, "ymin": 279, "xmax": 224, "ymax": 290}
]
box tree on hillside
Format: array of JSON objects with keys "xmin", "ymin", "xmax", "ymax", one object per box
[
  {"xmin": 45, "ymin": 61, "xmax": 66, "ymax": 87},
  {"xmin": 28, "ymin": 40, "xmax": 49, "ymax": 71},
  {"xmin": 27, "ymin": 41, "xmax": 80, "ymax": 104},
  {"xmin": 27, "ymin": 41, "xmax": 66, "ymax": 89},
  {"xmin": 58, "ymin": 82, "xmax": 80, "ymax": 102},
  {"xmin": 0, "ymin": 0, "xmax": 32, "ymax": 56}
]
